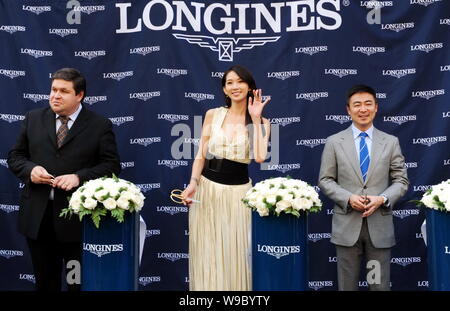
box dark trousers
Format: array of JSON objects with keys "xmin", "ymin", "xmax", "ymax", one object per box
[
  {"xmin": 26, "ymin": 201, "xmax": 81, "ymax": 291},
  {"xmin": 335, "ymin": 218, "xmax": 391, "ymax": 291}
]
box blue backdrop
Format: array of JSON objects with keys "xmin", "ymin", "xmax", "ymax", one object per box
[{"xmin": 0, "ymin": 0, "xmax": 449, "ymax": 291}]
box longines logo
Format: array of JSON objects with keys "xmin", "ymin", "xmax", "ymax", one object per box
[
  {"xmin": 23, "ymin": 93, "xmax": 49, "ymax": 103},
  {"xmin": 295, "ymin": 46, "xmax": 328, "ymax": 55},
  {"xmin": 184, "ymin": 138, "xmax": 200, "ymax": 146},
  {"xmin": 103, "ymin": 71, "xmax": 134, "ymax": 81},
  {"xmin": 139, "ymin": 276, "xmax": 161, "ymax": 286},
  {"xmin": 410, "ymin": 0, "xmax": 442, "ymax": 7},
  {"xmin": 0, "ymin": 250, "xmax": 24, "ymax": 259},
  {"xmin": 352, "ymin": 46, "xmax": 385, "ymax": 56},
  {"xmin": 157, "ymin": 114, "xmax": 189, "ymax": 123},
  {"xmin": 265, "ymin": 163, "xmax": 301, "ymax": 173},
  {"xmin": 324, "ymin": 69, "xmax": 357, "ymax": 78},
  {"xmin": 257, "ymin": 244, "xmax": 300, "ymax": 259},
  {"xmin": 120, "ymin": 162, "xmax": 135, "ymax": 169},
  {"xmin": 157, "ymin": 68, "xmax": 188, "ymax": 78},
  {"xmin": 412, "ymin": 89, "xmax": 445, "ymax": 100},
  {"xmin": 21, "ymin": 48, "xmax": 53, "ymax": 58},
  {"xmin": 22, "ymin": 5, "xmax": 51, "ymax": 15},
  {"xmin": 418, "ymin": 281, "xmax": 429, "ymax": 287},
  {"xmin": 157, "ymin": 206, "xmax": 188, "ymax": 215},
  {"xmin": 0, "ymin": 69, "xmax": 25, "ymax": 79},
  {"xmin": 381, "ymin": 22, "xmax": 414, "ymax": 32},
  {"xmin": 383, "ymin": 115, "xmax": 417, "ymax": 125},
  {"xmin": 308, "ymin": 281, "xmax": 333, "ymax": 291},
  {"xmin": 136, "ymin": 183, "xmax": 161, "ymax": 193},
  {"xmin": 75, "ymin": 50, "xmax": 106, "ymax": 60},
  {"xmin": 296, "ymin": 92, "xmax": 328, "ymax": 102},
  {"xmin": 267, "ymin": 71, "xmax": 300, "ymax": 81},
  {"xmin": 145, "ymin": 229, "xmax": 161, "ymax": 237},
  {"xmin": 376, "ymin": 93, "xmax": 386, "ymax": 99},
  {"xmin": 130, "ymin": 137, "xmax": 162, "ymax": 147},
  {"xmin": 74, "ymin": 5, "xmax": 106, "ymax": 14},
  {"xmin": 0, "ymin": 25, "xmax": 26, "ymax": 34},
  {"xmin": 130, "ymin": 46, "xmax": 160, "ymax": 56},
  {"xmin": 84, "ymin": 96, "xmax": 107, "ymax": 106},
  {"xmin": 413, "ymin": 185, "xmax": 432, "ymax": 192},
  {"xmin": 83, "ymin": 243, "xmax": 123, "ymax": 257},
  {"xmin": 411, "ymin": 42, "xmax": 443, "ymax": 53},
  {"xmin": 413, "ymin": 136, "xmax": 447, "ymax": 147},
  {"xmin": 211, "ymin": 72, "xmax": 224, "ymax": 78},
  {"xmin": 185, "ymin": 92, "xmax": 215, "ymax": 102},
  {"xmin": 157, "ymin": 253, "xmax": 189, "ymax": 262},
  {"xmin": 19, "ymin": 274, "xmax": 35, "ymax": 284},
  {"xmin": 360, "ymin": 1, "xmax": 393, "ymax": 7},
  {"xmin": 325, "ymin": 115, "xmax": 352, "ymax": 124},
  {"xmin": 404, "ymin": 162, "xmax": 418, "ymax": 169},
  {"xmin": 269, "ymin": 117, "xmax": 301, "ymax": 127},
  {"xmin": 382, "ymin": 68, "xmax": 416, "ymax": 78},
  {"xmin": 441, "ymin": 19, "xmax": 450, "ymax": 26},
  {"xmin": 0, "ymin": 114, "xmax": 25, "ymax": 123},
  {"xmin": 0, "ymin": 159, "xmax": 7, "ymax": 168},
  {"xmin": 157, "ymin": 160, "xmax": 188, "ymax": 169},
  {"xmin": 445, "ymin": 159, "xmax": 450, "ymax": 166},
  {"xmin": 308, "ymin": 233, "xmax": 331, "ymax": 242},
  {"xmin": 0, "ymin": 204, "xmax": 19, "ymax": 213},
  {"xmin": 393, "ymin": 209, "xmax": 420, "ymax": 219},
  {"xmin": 116, "ymin": 1, "xmax": 342, "ymax": 61},
  {"xmin": 441, "ymin": 65, "xmax": 450, "ymax": 72},
  {"xmin": 130, "ymin": 91, "xmax": 161, "ymax": 101},
  {"xmin": 444, "ymin": 246, "xmax": 450, "ymax": 254},
  {"xmin": 49, "ymin": 29, "xmax": 78, "ymax": 37},
  {"xmin": 443, "ymin": 111, "xmax": 450, "ymax": 118},
  {"xmin": 391, "ymin": 257, "xmax": 421, "ymax": 267},
  {"xmin": 296, "ymin": 138, "xmax": 327, "ymax": 148},
  {"xmin": 109, "ymin": 116, "xmax": 134, "ymax": 126}
]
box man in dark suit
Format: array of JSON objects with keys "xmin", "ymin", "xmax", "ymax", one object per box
[
  {"xmin": 8, "ymin": 68, "xmax": 121, "ymax": 291},
  {"xmin": 319, "ymin": 85, "xmax": 409, "ymax": 291}
]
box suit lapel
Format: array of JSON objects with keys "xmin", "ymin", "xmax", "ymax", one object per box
[
  {"xmin": 338, "ymin": 126, "xmax": 364, "ymax": 185},
  {"xmin": 365, "ymin": 127, "xmax": 386, "ymax": 184},
  {"xmin": 44, "ymin": 108, "xmax": 57, "ymax": 148},
  {"xmin": 59, "ymin": 106, "xmax": 90, "ymax": 148}
]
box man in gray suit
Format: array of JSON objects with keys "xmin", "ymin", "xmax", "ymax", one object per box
[{"xmin": 319, "ymin": 85, "xmax": 409, "ymax": 291}]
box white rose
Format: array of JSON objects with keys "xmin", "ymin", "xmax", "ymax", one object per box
[
  {"xmin": 293, "ymin": 197, "xmax": 312, "ymax": 211},
  {"xmin": 83, "ymin": 198, "xmax": 98, "ymax": 210},
  {"xmin": 265, "ymin": 194, "xmax": 277, "ymax": 205},
  {"xmin": 275, "ymin": 200, "xmax": 292, "ymax": 214},
  {"xmin": 69, "ymin": 197, "xmax": 82, "ymax": 213},
  {"xmin": 94, "ymin": 189, "xmax": 109, "ymax": 202},
  {"xmin": 103, "ymin": 198, "xmax": 117, "ymax": 210},
  {"xmin": 117, "ymin": 196, "xmax": 130, "ymax": 210}
]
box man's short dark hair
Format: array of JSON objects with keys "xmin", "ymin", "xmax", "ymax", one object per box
[
  {"xmin": 346, "ymin": 84, "xmax": 376, "ymax": 106},
  {"xmin": 51, "ymin": 68, "xmax": 86, "ymax": 100}
]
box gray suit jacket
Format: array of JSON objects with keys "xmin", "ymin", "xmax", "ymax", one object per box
[{"xmin": 319, "ymin": 126, "xmax": 409, "ymax": 248}]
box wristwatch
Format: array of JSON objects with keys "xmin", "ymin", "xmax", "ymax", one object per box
[{"xmin": 380, "ymin": 194, "xmax": 390, "ymax": 207}]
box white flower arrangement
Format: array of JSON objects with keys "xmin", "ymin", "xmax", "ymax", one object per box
[
  {"xmin": 60, "ymin": 175, "xmax": 145, "ymax": 228},
  {"xmin": 419, "ymin": 179, "xmax": 450, "ymax": 212},
  {"xmin": 242, "ymin": 177, "xmax": 322, "ymax": 217}
]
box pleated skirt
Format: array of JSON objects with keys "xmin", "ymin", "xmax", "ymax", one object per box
[{"xmin": 189, "ymin": 175, "xmax": 252, "ymax": 291}]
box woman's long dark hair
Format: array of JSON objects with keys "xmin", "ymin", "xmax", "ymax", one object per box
[{"xmin": 221, "ymin": 65, "xmax": 257, "ymax": 125}]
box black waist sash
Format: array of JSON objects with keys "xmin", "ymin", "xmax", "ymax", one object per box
[{"xmin": 202, "ymin": 154, "xmax": 249, "ymax": 185}]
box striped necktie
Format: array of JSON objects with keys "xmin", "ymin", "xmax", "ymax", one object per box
[
  {"xmin": 57, "ymin": 116, "xmax": 69, "ymax": 148},
  {"xmin": 359, "ymin": 132, "xmax": 370, "ymax": 181}
]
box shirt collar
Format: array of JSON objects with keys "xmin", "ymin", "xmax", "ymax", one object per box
[
  {"xmin": 351, "ymin": 123, "xmax": 374, "ymax": 140},
  {"xmin": 55, "ymin": 104, "xmax": 82, "ymax": 121}
]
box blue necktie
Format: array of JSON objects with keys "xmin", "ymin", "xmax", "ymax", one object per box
[{"xmin": 359, "ymin": 132, "xmax": 370, "ymax": 181}]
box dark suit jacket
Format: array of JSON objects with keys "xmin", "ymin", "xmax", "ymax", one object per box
[{"xmin": 7, "ymin": 106, "xmax": 121, "ymax": 242}]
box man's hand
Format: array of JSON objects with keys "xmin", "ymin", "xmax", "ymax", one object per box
[
  {"xmin": 348, "ymin": 194, "xmax": 369, "ymax": 212},
  {"xmin": 30, "ymin": 166, "xmax": 54, "ymax": 185},
  {"xmin": 52, "ymin": 174, "xmax": 80, "ymax": 191},
  {"xmin": 362, "ymin": 195, "xmax": 385, "ymax": 218}
]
